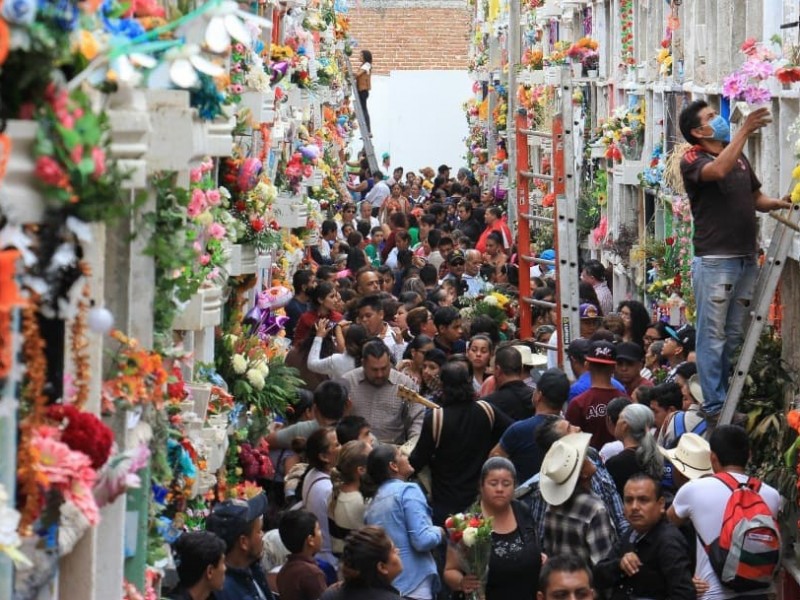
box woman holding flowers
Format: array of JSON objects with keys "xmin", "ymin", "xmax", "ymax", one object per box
[
  {"xmin": 364, "ymin": 444, "xmax": 445, "ymax": 600},
  {"xmin": 443, "ymin": 457, "xmax": 542, "ymax": 600}
]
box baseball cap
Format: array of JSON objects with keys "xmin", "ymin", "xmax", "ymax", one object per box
[
  {"xmin": 438, "ymin": 164, "xmax": 451, "ymax": 173},
  {"xmin": 537, "ymin": 368, "xmax": 570, "ymax": 404},
  {"xmin": 585, "ymin": 340, "xmax": 617, "ymax": 365},
  {"xmin": 616, "ymin": 342, "xmax": 644, "ymax": 363},
  {"xmin": 665, "ymin": 324, "xmax": 696, "ymax": 353},
  {"xmin": 540, "ymin": 249, "xmax": 556, "ymax": 262},
  {"xmin": 579, "ymin": 303, "xmax": 600, "ymax": 319},
  {"xmin": 447, "ymin": 250, "xmax": 466, "ymax": 265},
  {"xmin": 205, "ymin": 494, "xmax": 268, "ymax": 549},
  {"xmin": 567, "ymin": 338, "xmax": 591, "ymax": 360}
]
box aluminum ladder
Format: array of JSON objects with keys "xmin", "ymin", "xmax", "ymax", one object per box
[
  {"xmin": 719, "ymin": 203, "xmax": 800, "ymax": 425},
  {"xmin": 343, "ymin": 55, "xmax": 379, "ymax": 175}
]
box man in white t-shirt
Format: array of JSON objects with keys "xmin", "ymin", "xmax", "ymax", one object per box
[
  {"xmin": 667, "ymin": 424, "xmax": 781, "ymax": 600},
  {"xmin": 364, "ymin": 171, "xmax": 390, "ymax": 209}
]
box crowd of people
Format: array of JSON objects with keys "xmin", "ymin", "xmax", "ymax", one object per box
[{"xmin": 165, "ymin": 156, "xmax": 783, "ymax": 600}]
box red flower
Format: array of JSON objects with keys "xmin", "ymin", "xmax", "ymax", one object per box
[
  {"xmin": 46, "ymin": 404, "xmax": 114, "ymax": 470},
  {"xmin": 665, "ymin": 236, "xmax": 674, "ymax": 246},
  {"xmin": 673, "ymin": 274, "xmax": 682, "ymax": 286},
  {"xmin": 469, "ymin": 517, "xmax": 481, "ymax": 528},
  {"xmin": 444, "ymin": 517, "xmax": 454, "ymax": 529},
  {"xmin": 776, "ymin": 67, "xmax": 800, "ymax": 84},
  {"xmin": 251, "ymin": 217, "xmax": 265, "ymax": 232},
  {"xmin": 35, "ymin": 156, "xmax": 68, "ymax": 187},
  {"xmin": 660, "ymin": 38, "xmax": 671, "ymax": 49},
  {"xmin": 451, "ymin": 531, "xmax": 463, "ymax": 543},
  {"xmin": 542, "ymin": 193, "xmax": 556, "ymax": 208}
]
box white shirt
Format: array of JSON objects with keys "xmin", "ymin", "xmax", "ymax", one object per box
[
  {"xmin": 671, "ymin": 472, "xmax": 781, "ymax": 600},
  {"xmin": 365, "ymin": 180, "xmax": 390, "ymax": 208},
  {"xmin": 307, "ymin": 337, "xmax": 357, "ymax": 379},
  {"xmin": 359, "ymin": 215, "xmax": 380, "ymax": 230},
  {"xmin": 599, "ymin": 440, "xmax": 624, "ymax": 463}
]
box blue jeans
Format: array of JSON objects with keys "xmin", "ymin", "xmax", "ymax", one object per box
[{"xmin": 692, "ymin": 256, "xmax": 758, "ymax": 414}]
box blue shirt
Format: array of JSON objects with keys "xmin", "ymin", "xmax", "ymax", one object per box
[
  {"xmin": 364, "ymin": 479, "xmax": 443, "ymax": 597},
  {"xmin": 568, "ymin": 372, "xmax": 626, "ymax": 402},
  {"xmin": 499, "ymin": 413, "xmax": 550, "ymax": 482}
]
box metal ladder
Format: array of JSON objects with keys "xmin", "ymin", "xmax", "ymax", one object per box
[
  {"xmin": 343, "ymin": 55, "xmax": 379, "ymax": 175},
  {"xmin": 515, "ymin": 67, "xmax": 581, "ymax": 368},
  {"xmin": 718, "ymin": 204, "xmax": 800, "ymax": 425}
]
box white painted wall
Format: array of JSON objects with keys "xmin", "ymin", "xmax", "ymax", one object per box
[{"xmin": 352, "ymin": 70, "xmax": 472, "ymax": 176}]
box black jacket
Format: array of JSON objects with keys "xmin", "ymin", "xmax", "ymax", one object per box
[
  {"xmin": 593, "ymin": 518, "xmax": 695, "ymax": 600},
  {"xmin": 483, "ymin": 381, "xmax": 535, "ymax": 422},
  {"xmin": 320, "ymin": 582, "xmax": 401, "ymax": 600},
  {"xmin": 213, "ymin": 562, "xmax": 275, "ymax": 600}
]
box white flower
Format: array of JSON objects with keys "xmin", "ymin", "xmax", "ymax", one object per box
[
  {"xmin": 0, "ymin": 484, "xmax": 29, "ymax": 566},
  {"xmin": 245, "ymin": 67, "xmax": 271, "ymax": 92},
  {"xmin": 147, "ymin": 44, "xmax": 225, "ymax": 90},
  {"xmin": 232, "ymin": 354, "xmax": 248, "ymax": 374},
  {"xmin": 483, "ymin": 295, "xmax": 499, "ymax": 307},
  {"xmin": 254, "ymin": 360, "xmax": 270, "ymax": 378},
  {"xmin": 203, "ymin": 1, "xmax": 272, "ymax": 54},
  {"xmin": 247, "ymin": 369, "xmax": 265, "ymax": 390},
  {"xmin": 462, "ymin": 527, "xmax": 478, "ymax": 547}
]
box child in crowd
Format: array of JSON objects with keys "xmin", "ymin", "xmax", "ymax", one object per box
[{"xmin": 276, "ymin": 510, "xmax": 328, "ymax": 600}]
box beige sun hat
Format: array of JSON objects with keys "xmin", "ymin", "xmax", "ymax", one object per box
[
  {"xmin": 540, "ymin": 432, "xmax": 593, "ymax": 506},
  {"xmin": 687, "ymin": 374, "xmax": 704, "ymax": 405},
  {"xmin": 658, "ymin": 433, "xmax": 712, "ymax": 480}
]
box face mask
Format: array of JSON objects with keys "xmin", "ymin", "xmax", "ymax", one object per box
[{"xmin": 705, "ymin": 115, "xmax": 730, "ymax": 143}]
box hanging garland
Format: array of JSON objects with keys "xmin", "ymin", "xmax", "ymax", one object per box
[{"xmin": 620, "ymin": 0, "xmax": 635, "ymax": 67}]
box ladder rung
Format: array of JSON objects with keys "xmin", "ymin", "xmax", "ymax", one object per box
[
  {"xmin": 521, "ymin": 255, "xmax": 556, "ymax": 266},
  {"xmin": 520, "ymin": 128, "xmax": 550, "ymax": 138},
  {"xmin": 533, "ymin": 342, "xmax": 558, "ymax": 351},
  {"xmin": 769, "ymin": 209, "xmax": 800, "ymax": 232},
  {"xmin": 521, "ymin": 171, "xmax": 553, "ymax": 181},
  {"xmin": 521, "ymin": 213, "xmax": 555, "ymax": 224},
  {"xmin": 522, "ymin": 297, "xmax": 557, "ymax": 309}
]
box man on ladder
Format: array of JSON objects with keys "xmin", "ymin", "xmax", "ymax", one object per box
[{"xmin": 678, "ymin": 101, "xmax": 792, "ymax": 424}]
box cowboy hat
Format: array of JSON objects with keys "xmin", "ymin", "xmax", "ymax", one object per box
[
  {"xmin": 658, "ymin": 433, "xmax": 712, "ymax": 480},
  {"xmin": 540, "ymin": 432, "xmax": 592, "ymax": 506},
  {"xmin": 687, "ymin": 374, "xmax": 704, "ymax": 405}
]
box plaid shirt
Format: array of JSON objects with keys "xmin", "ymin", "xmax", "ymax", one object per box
[
  {"xmin": 342, "ymin": 368, "xmax": 423, "ymax": 444},
  {"xmin": 521, "ymin": 452, "xmax": 628, "ymax": 546},
  {"xmin": 543, "ymin": 489, "xmax": 617, "ymax": 567}
]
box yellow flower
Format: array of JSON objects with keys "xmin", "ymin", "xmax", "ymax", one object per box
[
  {"xmin": 791, "ymin": 182, "xmax": 800, "ymax": 203},
  {"xmin": 791, "ymin": 164, "xmax": 800, "ymax": 180},
  {"xmin": 74, "ymin": 30, "xmax": 100, "ymax": 60}
]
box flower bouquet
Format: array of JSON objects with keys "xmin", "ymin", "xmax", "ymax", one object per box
[
  {"xmin": 722, "ymin": 38, "xmax": 779, "ymax": 105},
  {"xmin": 445, "ymin": 511, "xmax": 493, "ymax": 600}
]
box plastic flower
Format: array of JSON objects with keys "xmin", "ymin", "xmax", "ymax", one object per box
[
  {"xmin": 743, "ymin": 86, "xmax": 771, "ymax": 105},
  {"xmin": 147, "ymin": 44, "xmax": 225, "ymax": 89},
  {"xmin": 246, "ymin": 369, "xmax": 265, "ymax": 390},
  {"xmin": 202, "ymin": 1, "xmax": 271, "ymax": 54},
  {"xmin": 232, "ymin": 354, "xmax": 248, "ymax": 374}
]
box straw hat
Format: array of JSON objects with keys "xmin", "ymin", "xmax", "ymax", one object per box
[
  {"xmin": 540, "ymin": 432, "xmax": 592, "ymax": 506},
  {"xmin": 658, "ymin": 433, "xmax": 712, "ymax": 480}
]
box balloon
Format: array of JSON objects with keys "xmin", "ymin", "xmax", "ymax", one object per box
[
  {"xmin": 299, "ymin": 144, "xmax": 320, "ymax": 160},
  {"xmin": 237, "ymin": 157, "xmax": 262, "ymax": 192}
]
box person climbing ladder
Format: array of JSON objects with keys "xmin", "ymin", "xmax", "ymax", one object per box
[{"xmin": 356, "ymin": 49, "xmax": 372, "ymax": 134}]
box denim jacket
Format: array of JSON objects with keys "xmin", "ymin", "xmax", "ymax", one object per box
[{"xmin": 365, "ymin": 479, "xmax": 443, "ymax": 596}]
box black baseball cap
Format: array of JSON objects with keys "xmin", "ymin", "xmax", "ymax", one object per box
[
  {"xmin": 537, "ymin": 368, "xmax": 570, "ymax": 404},
  {"xmin": 665, "ymin": 324, "xmax": 696, "ymax": 353},
  {"xmin": 616, "ymin": 342, "xmax": 644, "ymax": 363},
  {"xmin": 438, "ymin": 164, "xmax": 451, "ymax": 173},
  {"xmin": 567, "ymin": 338, "xmax": 591, "ymax": 360},
  {"xmin": 205, "ymin": 494, "xmax": 268, "ymax": 549},
  {"xmin": 447, "ymin": 250, "xmax": 466, "ymax": 265},
  {"xmin": 585, "ymin": 340, "xmax": 617, "ymax": 365}
]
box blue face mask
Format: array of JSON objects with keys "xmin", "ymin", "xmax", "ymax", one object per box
[{"xmin": 705, "ymin": 115, "xmax": 730, "ymax": 143}]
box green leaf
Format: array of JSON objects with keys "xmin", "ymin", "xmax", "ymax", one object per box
[
  {"xmin": 78, "ymin": 156, "xmax": 96, "ymax": 177},
  {"xmin": 56, "ymin": 124, "xmax": 82, "ymax": 151}
]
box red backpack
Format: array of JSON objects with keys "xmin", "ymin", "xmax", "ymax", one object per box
[{"xmin": 701, "ymin": 473, "xmax": 782, "ymax": 592}]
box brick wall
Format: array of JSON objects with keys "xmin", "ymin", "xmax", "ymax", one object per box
[{"xmin": 346, "ymin": 0, "xmax": 471, "ymax": 74}]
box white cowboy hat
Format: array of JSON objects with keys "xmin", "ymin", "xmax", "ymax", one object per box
[
  {"xmin": 513, "ymin": 345, "xmax": 549, "ymax": 367},
  {"xmin": 658, "ymin": 433, "xmax": 712, "ymax": 480},
  {"xmin": 540, "ymin": 432, "xmax": 593, "ymax": 507},
  {"xmin": 687, "ymin": 374, "xmax": 704, "ymax": 405}
]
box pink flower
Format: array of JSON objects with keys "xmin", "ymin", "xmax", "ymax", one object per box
[
  {"xmin": 200, "ymin": 254, "xmax": 211, "ymax": 266},
  {"xmin": 740, "ymin": 37, "xmax": 757, "ymax": 56},
  {"xmin": 192, "ymin": 241, "xmax": 202, "ymax": 253},
  {"xmin": 205, "ymin": 189, "xmax": 221, "ymax": 206},
  {"xmin": 35, "ymin": 156, "xmax": 67, "ymax": 186},
  {"xmin": 59, "ymin": 112, "xmax": 75, "ymax": 129},
  {"xmin": 70, "ymin": 145, "xmax": 83, "ymax": 164},
  {"xmin": 208, "ymin": 222, "xmax": 226, "ymax": 240},
  {"xmin": 722, "ymin": 72, "xmax": 747, "ymax": 100},
  {"xmin": 743, "ymin": 85, "xmax": 771, "ymax": 105},
  {"xmin": 190, "ymin": 168, "xmax": 203, "ymax": 183},
  {"xmin": 91, "ymin": 147, "xmax": 106, "ymax": 179},
  {"xmin": 741, "ymin": 59, "xmax": 773, "ymax": 81},
  {"xmin": 188, "ymin": 188, "xmax": 207, "ymax": 217},
  {"xmin": 64, "ymin": 477, "xmax": 100, "ymax": 525}
]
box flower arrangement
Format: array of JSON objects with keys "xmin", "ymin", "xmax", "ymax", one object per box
[
  {"xmin": 544, "ymin": 41, "xmax": 570, "ymax": 66},
  {"xmin": 722, "ymin": 38, "xmax": 779, "ymax": 105},
  {"xmin": 640, "ymin": 141, "xmax": 665, "ymax": 189},
  {"xmin": 656, "ymin": 47, "xmax": 672, "ymax": 77},
  {"xmin": 598, "ymin": 103, "xmax": 646, "ymax": 162},
  {"xmin": 220, "ymin": 156, "xmax": 282, "ymax": 251},
  {"xmin": 460, "ymin": 291, "xmax": 515, "ymax": 335},
  {"xmin": 102, "ymin": 329, "xmax": 169, "ymax": 414},
  {"xmin": 45, "ymin": 404, "xmax": 114, "ymax": 469},
  {"xmin": 33, "ymin": 85, "xmax": 130, "ymax": 222},
  {"xmin": 567, "ymin": 37, "xmax": 598, "ymax": 66},
  {"xmin": 776, "ymin": 38, "xmax": 800, "ymax": 84},
  {"xmin": 620, "ymin": 0, "xmax": 635, "ymax": 66},
  {"xmin": 445, "ymin": 510, "xmax": 493, "ymax": 600},
  {"xmin": 521, "ymin": 48, "xmax": 543, "ymax": 70}
]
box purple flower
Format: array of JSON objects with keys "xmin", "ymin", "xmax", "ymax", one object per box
[{"xmin": 742, "ymin": 85, "xmax": 771, "ymax": 105}]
